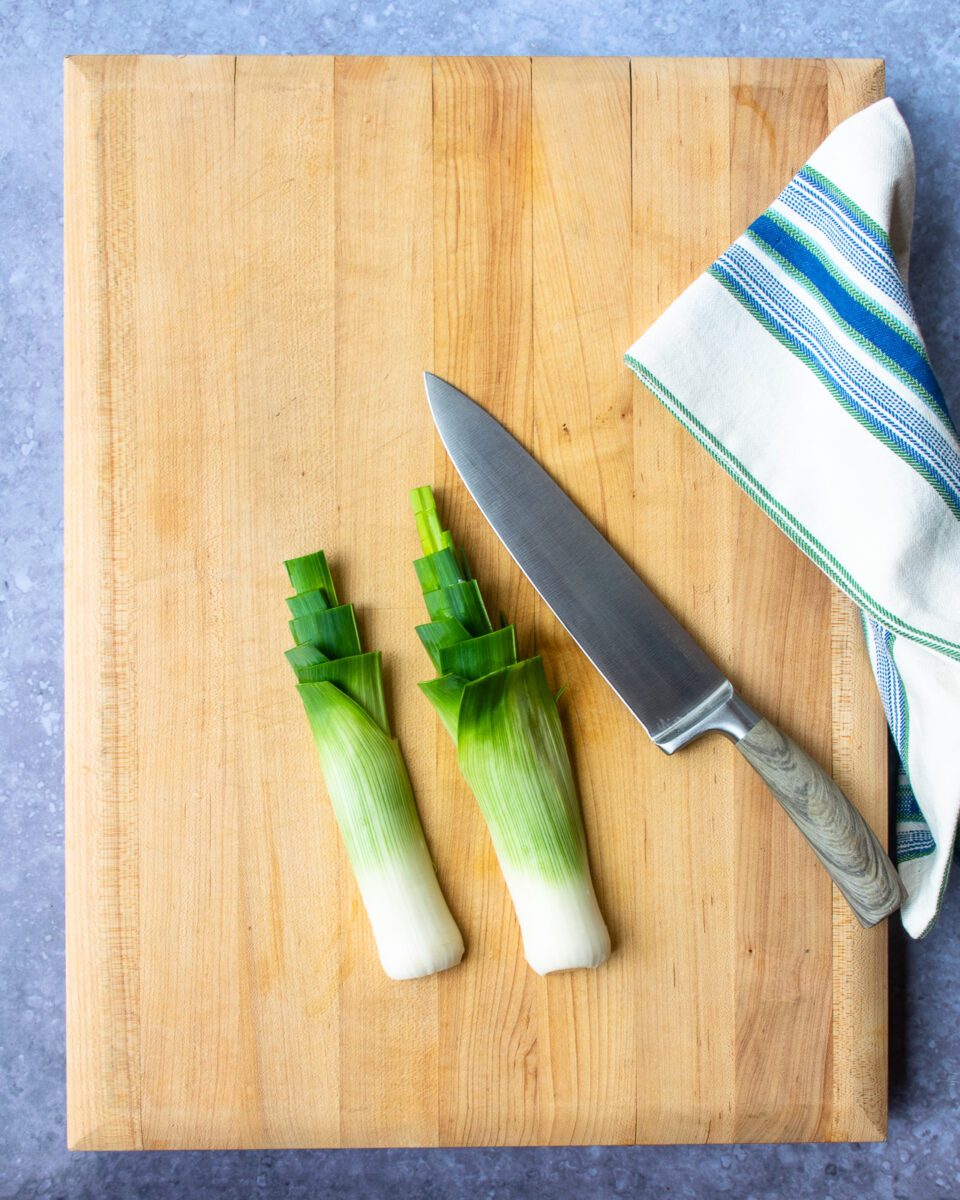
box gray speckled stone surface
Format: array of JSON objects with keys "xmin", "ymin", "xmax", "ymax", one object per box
[{"xmin": 2, "ymin": 2, "xmax": 959, "ymax": 1197}]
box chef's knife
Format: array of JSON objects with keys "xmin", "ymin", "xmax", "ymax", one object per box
[{"xmin": 424, "ymin": 372, "xmax": 904, "ymax": 928}]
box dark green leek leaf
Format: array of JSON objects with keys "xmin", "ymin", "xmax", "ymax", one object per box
[
  {"xmin": 285, "ymin": 642, "xmax": 329, "ymax": 671},
  {"xmin": 285, "ymin": 550, "xmax": 338, "ymax": 604},
  {"xmin": 289, "ymin": 603, "xmax": 361, "ymax": 657},
  {"xmin": 419, "ymin": 674, "xmax": 468, "ymax": 740},
  {"xmin": 414, "ymin": 547, "xmax": 465, "ymax": 593},
  {"xmin": 286, "ymin": 587, "xmax": 331, "ymax": 619},
  {"xmin": 416, "ymin": 618, "xmax": 471, "ymax": 672},
  {"xmin": 424, "ymin": 580, "xmax": 492, "ymax": 637},
  {"xmin": 439, "ymin": 625, "xmax": 517, "ymax": 680},
  {"xmin": 294, "ymin": 650, "xmax": 388, "ymax": 732}
]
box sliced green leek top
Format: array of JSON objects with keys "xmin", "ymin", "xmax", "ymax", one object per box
[
  {"xmin": 439, "ymin": 625, "xmax": 517, "ymax": 680},
  {"xmin": 296, "ymin": 650, "xmax": 389, "ymax": 735},
  {"xmin": 283, "ymin": 551, "xmax": 386, "ymax": 733},
  {"xmin": 289, "ymin": 603, "xmax": 361, "ymax": 658},
  {"xmin": 285, "ymin": 550, "xmax": 338, "ymax": 605},
  {"xmin": 409, "ymin": 487, "xmax": 511, "ymax": 734}
]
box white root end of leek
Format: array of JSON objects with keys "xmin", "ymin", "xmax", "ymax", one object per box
[
  {"xmin": 356, "ymin": 851, "xmax": 465, "ymax": 980},
  {"xmin": 500, "ymin": 867, "xmax": 611, "ymax": 975}
]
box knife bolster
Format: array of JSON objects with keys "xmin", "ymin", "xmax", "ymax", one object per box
[{"xmin": 655, "ymin": 684, "xmax": 760, "ymax": 754}]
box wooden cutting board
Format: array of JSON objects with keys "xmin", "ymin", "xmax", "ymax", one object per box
[{"xmin": 65, "ymin": 55, "xmax": 889, "ymax": 1149}]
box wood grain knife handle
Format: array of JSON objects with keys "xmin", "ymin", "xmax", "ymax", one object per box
[{"xmin": 736, "ymin": 717, "xmax": 905, "ymax": 928}]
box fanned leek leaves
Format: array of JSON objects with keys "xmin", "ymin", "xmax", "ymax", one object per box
[
  {"xmin": 285, "ymin": 551, "xmax": 463, "ymax": 980},
  {"xmin": 410, "ymin": 489, "xmax": 610, "ymax": 975}
]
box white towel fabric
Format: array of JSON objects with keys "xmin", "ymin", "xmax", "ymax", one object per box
[{"xmin": 625, "ymin": 98, "xmax": 958, "ymax": 937}]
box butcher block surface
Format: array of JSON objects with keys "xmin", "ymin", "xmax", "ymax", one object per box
[{"xmin": 65, "ymin": 55, "xmax": 889, "ymax": 1149}]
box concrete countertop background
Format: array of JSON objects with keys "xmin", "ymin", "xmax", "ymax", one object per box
[{"xmin": 2, "ymin": 1, "xmax": 958, "ymax": 1196}]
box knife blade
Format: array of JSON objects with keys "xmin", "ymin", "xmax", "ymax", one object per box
[{"xmin": 424, "ymin": 372, "xmax": 904, "ymax": 927}]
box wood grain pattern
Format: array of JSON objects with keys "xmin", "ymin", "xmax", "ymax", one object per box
[
  {"xmin": 432, "ymin": 54, "xmax": 538, "ymax": 1147},
  {"xmin": 65, "ymin": 55, "xmax": 889, "ymax": 1148},
  {"xmin": 531, "ymin": 56, "xmax": 636, "ymax": 1144},
  {"xmin": 65, "ymin": 53, "xmax": 144, "ymax": 1153},
  {"xmin": 131, "ymin": 53, "xmax": 260, "ymax": 1150},
  {"xmin": 726, "ymin": 58, "xmax": 837, "ymax": 1145},
  {"xmin": 631, "ymin": 58, "xmax": 738, "ymax": 1143},
  {"xmin": 826, "ymin": 60, "xmax": 890, "ymax": 1142},
  {"xmin": 333, "ymin": 54, "xmax": 440, "ymax": 1148},
  {"xmin": 230, "ymin": 55, "xmax": 341, "ymax": 1148}
]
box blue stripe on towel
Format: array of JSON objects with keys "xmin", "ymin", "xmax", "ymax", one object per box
[
  {"xmin": 711, "ymin": 249, "xmax": 960, "ymax": 518},
  {"xmin": 779, "ymin": 175, "xmax": 916, "ymax": 319},
  {"xmin": 864, "ymin": 617, "xmax": 935, "ymax": 866},
  {"xmin": 798, "ymin": 165, "xmax": 890, "ymax": 254},
  {"xmin": 897, "ymin": 824, "xmax": 937, "ymax": 863},
  {"xmin": 749, "ymin": 213, "xmax": 944, "ymax": 407}
]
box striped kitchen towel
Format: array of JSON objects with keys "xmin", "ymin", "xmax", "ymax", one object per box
[{"xmin": 625, "ymin": 98, "xmax": 959, "ymax": 937}]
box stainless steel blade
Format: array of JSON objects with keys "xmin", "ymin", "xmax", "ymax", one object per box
[{"xmin": 424, "ymin": 373, "xmax": 753, "ymax": 752}]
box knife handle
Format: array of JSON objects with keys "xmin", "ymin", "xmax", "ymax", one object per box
[{"xmin": 735, "ymin": 717, "xmax": 905, "ymax": 928}]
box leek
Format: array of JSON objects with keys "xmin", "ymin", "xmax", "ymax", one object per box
[
  {"xmin": 285, "ymin": 551, "xmax": 464, "ymax": 980},
  {"xmin": 409, "ymin": 489, "xmax": 610, "ymax": 975}
]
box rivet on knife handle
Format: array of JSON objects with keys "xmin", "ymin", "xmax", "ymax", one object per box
[{"xmin": 735, "ymin": 716, "xmax": 905, "ymax": 927}]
